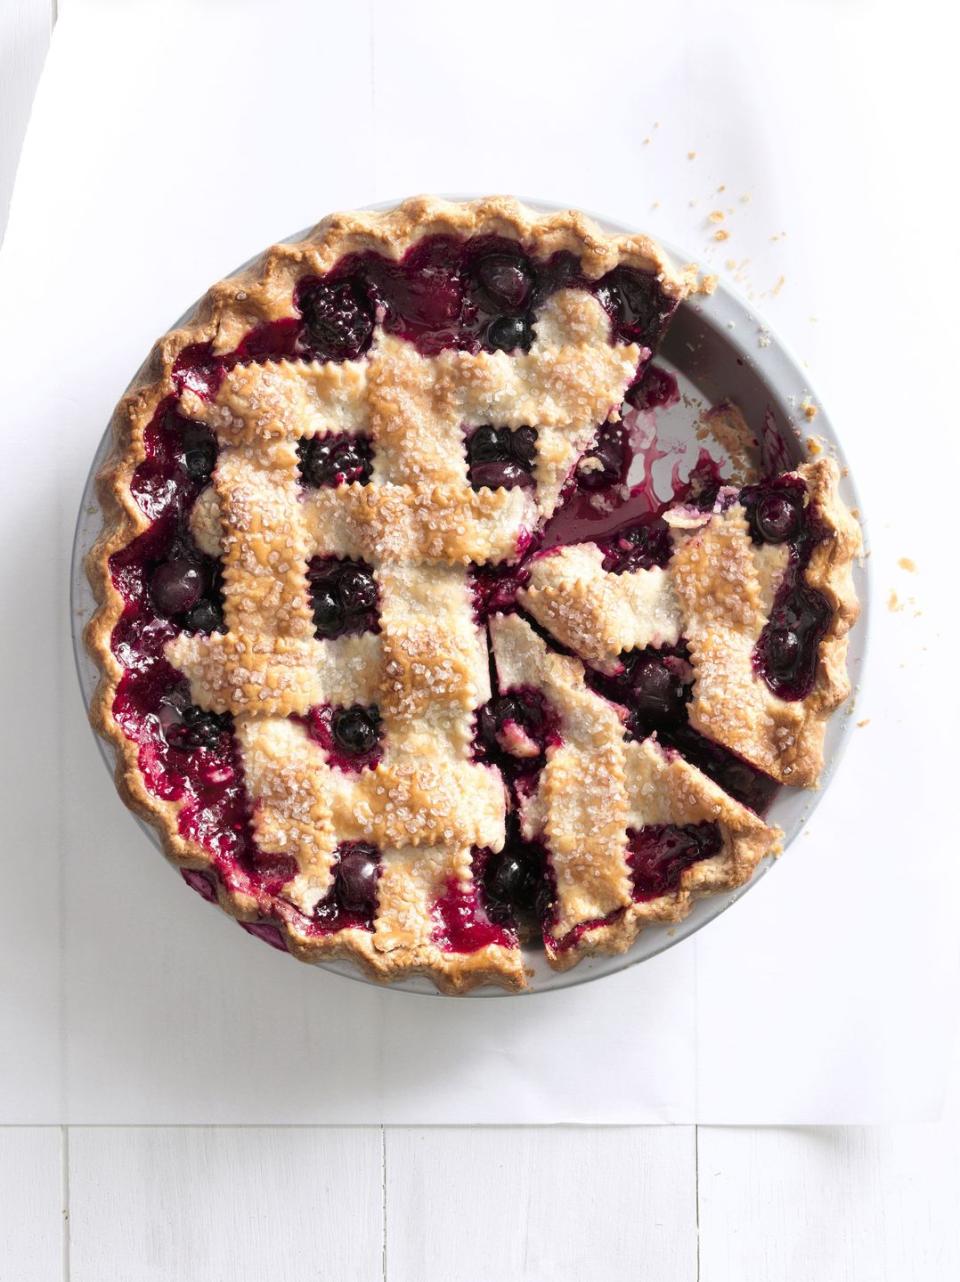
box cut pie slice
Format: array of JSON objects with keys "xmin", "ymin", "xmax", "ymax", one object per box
[
  {"xmin": 520, "ymin": 456, "xmax": 861, "ymax": 786},
  {"xmin": 86, "ymin": 196, "xmax": 858, "ymax": 992},
  {"xmin": 486, "ymin": 612, "xmax": 779, "ymax": 966}
]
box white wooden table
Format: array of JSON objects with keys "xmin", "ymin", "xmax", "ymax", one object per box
[{"xmin": 3, "ymin": 2, "xmax": 959, "ymax": 1277}]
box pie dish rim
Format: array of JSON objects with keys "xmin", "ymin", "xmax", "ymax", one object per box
[{"xmin": 74, "ymin": 195, "xmax": 870, "ymax": 996}]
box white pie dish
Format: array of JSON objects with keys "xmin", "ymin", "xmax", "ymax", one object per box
[{"xmin": 71, "ymin": 199, "xmax": 870, "ymax": 996}]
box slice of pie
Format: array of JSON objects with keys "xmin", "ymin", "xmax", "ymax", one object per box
[{"xmin": 86, "ymin": 196, "xmax": 861, "ymax": 992}]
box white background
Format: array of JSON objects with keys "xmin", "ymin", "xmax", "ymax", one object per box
[{"xmin": 2, "ymin": 0, "xmax": 960, "ymax": 1276}]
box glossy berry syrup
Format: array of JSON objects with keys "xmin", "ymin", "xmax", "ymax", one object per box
[
  {"xmin": 431, "ymin": 874, "xmax": 514, "ymax": 953},
  {"xmin": 628, "ymin": 822, "xmax": 722, "ymax": 900}
]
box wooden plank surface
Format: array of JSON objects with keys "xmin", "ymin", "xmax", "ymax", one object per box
[
  {"xmin": 699, "ymin": 1120, "xmax": 960, "ymax": 1282},
  {"xmin": 68, "ymin": 1127, "xmax": 384, "ymax": 1282},
  {"xmin": 0, "ymin": 1128, "xmax": 63, "ymax": 1282},
  {"xmin": 384, "ymin": 1126, "xmax": 698, "ymax": 1282}
]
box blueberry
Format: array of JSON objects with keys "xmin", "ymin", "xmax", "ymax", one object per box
[
  {"xmin": 336, "ymin": 844, "xmax": 379, "ymax": 915},
  {"xmin": 332, "ymin": 706, "xmax": 380, "ymax": 756},
  {"xmin": 337, "ymin": 566, "xmax": 377, "ymax": 612},
  {"xmin": 182, "ymin": 441, "xmax": 216, "ymax": 483},
  {"xmin": 475, "ymin": 703, "xmax": 499, "ymax": 755},
  {"xmin": 576, "ymin": 440, "xmax": 622, "ymax": 491},
  {"xmin": 535, "ymin": 878, "xmax": 556, "ymax": 927},
  {"xmin": 766, "ymin": 628, "xmax": 801, "ymax": 673},
  {"xmin": 299, "ymin": 279, "xmax": 374, "ymax": 360},
  {"xmin": 312, "ymin": 587, "xmax": 344, "ymax": 634},
  {"xmin": 483, "ymin": 850, "xmax": 541, "ymax": 920},
  {"xmin": 486, "ymin": 315, "xmax": 533, "ymax": 352},
  {"xmin": 475, "ymin": 254, "xmax": 533, "ymax": 311},
  {"xmin": 183, "ymin": 599, "xmax": 224, "ymax": 634},
  {"xmin": 755, "ymin": 492, "xmax": 802, "ymax": 544},
  {"xmin": 469, "ymin": 426, "xmax": 501, "ymax": 464},
  {"xmin": 470, "ymin": 460, "xmax": 533, "ymax": 491},
  {"xmin": 509, "ymin": 426, "xmax": 537, "ymax": 464},
  {"xmin": 597, "ymin": 267, "xmax": 662, "ymax": 345},
  {"xmin": 629, "ymin": 655, "xmax": 685, "ymax": 725},
  {"xmin": 150, "ymin": 558, "xmax": 203, "ymax": 616}
]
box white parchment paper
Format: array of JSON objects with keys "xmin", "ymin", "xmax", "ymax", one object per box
[{"xmin": 1, "ymin": 0, "xmax": 957, "ymax": 1123}]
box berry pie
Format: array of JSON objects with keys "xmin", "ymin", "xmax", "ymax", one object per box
[{"xmin": 86, "ymin": 196, "xmax": 861, "ymax": 992}]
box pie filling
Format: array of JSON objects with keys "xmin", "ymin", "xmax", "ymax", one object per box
[{"xmin": 107, "ymin": 231, "xmax": 828, "ymax": 962}]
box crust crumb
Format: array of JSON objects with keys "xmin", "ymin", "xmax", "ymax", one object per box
[
  {"xmin": 801, "ymin": 399, "xmax": 818, "ymax": 421},
  {"xmin": 687, "ymin": 150, "xmax": 697, "ymax": 159},
  {"xmin": 898, "ymin": 557, "xmax": 917, "ymax": 573},
  {"xmin": 887, "ymin": 590, "xmax": 903, "ymax": 612},
  {"xmin": 709, "ymin": 210, "xmax": 726, "ymax": 223},
  {"xmin": 805, "ymin": 436, "xmax": 823, "ymax": 455},
  {"xmin": 700, "ymin": 273, "xmax": 719, "ymax": 295},
  {"xmin": 856, "ymin": 718, "xmax": 870, "ymax": 728},
  {"xmin": 772, "ymin": 274, "xmax": 786, "ymax": 296},
  {"xmin": 713, "ymin": 228, "xmax": 730, "ymax": 242}
]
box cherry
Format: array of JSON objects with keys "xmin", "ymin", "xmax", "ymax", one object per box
[
  {"xmin": 150, "ymin": 559, "xmax": 203, "ymax": 616},
  {"xmin": 596, "ymin": 267, "xmax": 665, "ymax": 347},
  {"xmin": 467, "ymin": 427, "xmax": 537, "ymax": 490},
  {"xmin": 475, "ymin": 254, "xmax": 533, "ymax": 310},
  {"xmin": 470, "ymin": 460, "xmax": 533, "ymax": 491},
  {"xmin": 401, "ymin": 269, "xmax": 462, "ymax": 326},
  {"xmin": 576, "ymin": 439, "xmax": 623, "ymax": 491},
  {"xmin": 629, "ymin": 823, "xmax": 722, "ymax": 901},
  {"xmin": 766, "ymin": 627, "xmax": 801, "ymax": 674},
  {"xmin": 335, "ymin": 844, "xmax": 379, "ymax": 915},
  {"xmin": 628, "ymin": 654, "xmax": 686, "ymax": 725},
  {"xmin": 755, "ymin": 491, "xmax": 802, "ymax": 544}
]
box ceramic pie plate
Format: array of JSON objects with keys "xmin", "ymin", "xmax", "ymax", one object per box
[{"xmin": 70, "ymin": 197, "xmax": 870, "ymax": 997}]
